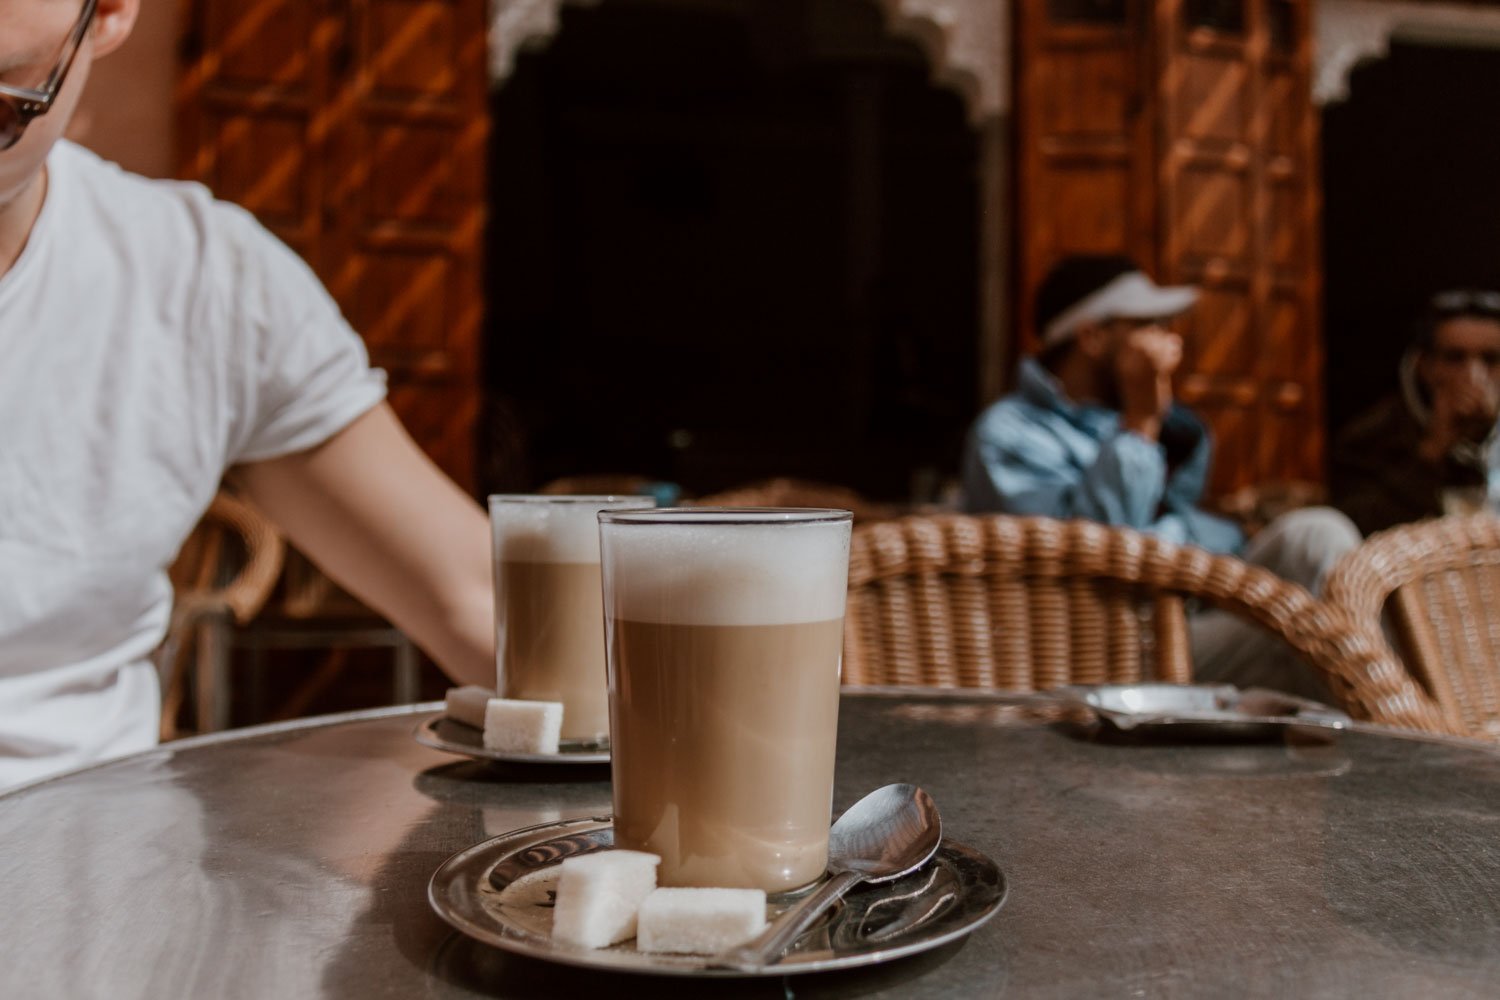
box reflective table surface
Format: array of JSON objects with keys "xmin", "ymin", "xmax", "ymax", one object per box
[{"xmin": 3, "ymin": 692, "xmax": 1500, "ymax": 998}]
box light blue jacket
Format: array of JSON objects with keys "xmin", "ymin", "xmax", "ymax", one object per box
[{"xmin": 961, "ymin": 359, "xmax": 1245, "ymax": 555}]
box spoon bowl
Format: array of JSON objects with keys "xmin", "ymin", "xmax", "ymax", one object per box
[{"xmin": 713, "ymin": 783, "xmax": 942, "ymax": 971}]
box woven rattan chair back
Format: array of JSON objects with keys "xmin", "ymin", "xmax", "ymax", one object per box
[
  {"xmin": 161, "ymin": 491, "xmax": 286, "ymax": 737},
  {"xmin": 1323, "ymin": 513, "xmax": 1500, "ymax": 739},
  {"xmin": 844, "ymin": 514, "xmax": 1452, "ymax": 732}
]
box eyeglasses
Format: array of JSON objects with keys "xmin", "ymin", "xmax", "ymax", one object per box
[
  {"xmin": 1430, "ymin": 289, "xmax": 1500, "ymax": 319},
  {"xmin": 0, "ymin": 0, "xmax": 99, "ymax": 152}
]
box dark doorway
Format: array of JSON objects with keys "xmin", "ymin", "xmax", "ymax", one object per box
[
  {"xmin": 482, "ymin": 0, "xmax": 980, "ymax": 502},
  {"xmin": 1322, "ymin": 37, "xmax": 1500, "ymax": 438}
]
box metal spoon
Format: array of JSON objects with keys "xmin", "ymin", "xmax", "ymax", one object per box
[{"xmin": 712, "ymin": 783, "xmax": 943, "ymax": 972}]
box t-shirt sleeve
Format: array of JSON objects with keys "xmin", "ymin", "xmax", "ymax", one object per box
[{"xmin": 210, "ymin": 202, "xmax": 388, "ymax": 465}]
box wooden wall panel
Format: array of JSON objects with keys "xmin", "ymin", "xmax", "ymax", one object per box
[
  {"xmin": 202, "ymin": 0, "xmax": 315, "ymax": 90},
  {"xmin": 1015, "ymin": 0, "xmax": 1153, "ymax": 353},
  {"xmin": 179, "ymin": 0, "xmax": 485, "ymax": 491},
  {"xmin": 197, "ymin": 113, "xmax": 310, "ymax": 234}
]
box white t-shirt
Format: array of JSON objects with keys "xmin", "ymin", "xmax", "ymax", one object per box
[{"xmin": 0, "ymin": 141, "xmax": 386, "ymax": 789}]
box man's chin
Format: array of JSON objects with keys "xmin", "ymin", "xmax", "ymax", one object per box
[{"xmin": 0, "ymin": 165, "xmax": 45, "ymax": 217}]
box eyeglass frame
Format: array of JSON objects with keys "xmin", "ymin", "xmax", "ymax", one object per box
[
  {"xmin": 1429, "ymin": 289, "xmax": 1500, "ymax": 319},
  {"xmin": 0, "ymin": 0, "xmax": 100, "ymax": 153}
]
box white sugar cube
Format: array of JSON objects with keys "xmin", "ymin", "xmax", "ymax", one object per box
[
  {"xmin": 443, "ymin": 685, "xmax": 496, "ymax": 729},
  {"xmin": 483, "ymin": 698, "xmax": 563, "ymax": 754},
  {"xmin": 552, "ymin": 850, "xmax": 661, "ymax": 949},
  {"xmin": 635, "ymin": 887, "xmax": 768, "ymax": 955}
]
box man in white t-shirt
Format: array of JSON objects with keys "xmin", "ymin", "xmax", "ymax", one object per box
[{"xmin": 0, "ymin": 0, "xmax": 495, "ymax": 788}]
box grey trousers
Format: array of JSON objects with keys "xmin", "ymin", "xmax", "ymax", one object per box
[{"xmin": 1189, "ymin": 507, "xmax": 1362, "ymax": 700}]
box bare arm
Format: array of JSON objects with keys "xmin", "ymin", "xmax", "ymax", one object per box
[{"xmin": 231, "ymin": 403, "xmax": 494, "ymax": 687}]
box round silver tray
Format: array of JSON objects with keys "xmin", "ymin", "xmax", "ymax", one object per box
[
  {"xmin": 428, "ymin": 816, "xmax": 1007, "ymax": 977},
  {"xmin": 413, "ymin": 715, "xmax": 611, "ymax": 765},
  {"xmin": 1056, "ymin": 683, "xmax": 1352, "ymax": 740}
]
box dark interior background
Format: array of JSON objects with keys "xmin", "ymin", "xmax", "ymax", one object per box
[
  {"xmin": 1322, "ymin": 37, "xmax": 1500, "ymax": 439},
  {"xmin": 481, "ymin": 0, "xmax": 979, "ymax": 502}
]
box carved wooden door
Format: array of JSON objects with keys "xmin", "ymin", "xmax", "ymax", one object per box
[
  {"xmin": 1015, "ymin": 0, "xmax": 1321, "ymax": 494},
  {"xmin": 1156, "ymin": 0, "xmax": 1321, "ymax": 493},
  {"xmin": 176, "ymin": 0, "xmax": 487, "ymax": 489},
  {"xmin": 1013, "ymin": 0, "xmax": 1156, "ymax": 347}
]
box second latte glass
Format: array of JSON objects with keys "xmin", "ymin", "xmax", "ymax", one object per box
[{"xmin": 488, "ymin": 494, "xmax": 654, "ymax": 742}]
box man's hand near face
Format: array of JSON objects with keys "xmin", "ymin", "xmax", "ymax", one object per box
[
  {"xmin": 1422, "ymin": 372, "xmax": 1500, "ymax": 464},
  {"xmin": 1115, "ymin": 326, "xmax": 1183, "ymax": 441}
]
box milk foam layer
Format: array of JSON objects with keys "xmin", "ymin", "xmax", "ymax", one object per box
[
  {"xmin": 601, "ymin": 517, "xmax": 851, "ymax": 625},
  {"xmin": 489, "ymin": 496, "xmax": 652, "ymax": 564}
]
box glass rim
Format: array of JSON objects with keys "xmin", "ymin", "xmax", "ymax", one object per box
[
  {"xmin": 597, "ymin": 506, "xmax": 853, "ymax": 526},
  {"xmin": 487, "ymin": 494, "xmax": 655, "ymax": 506}
]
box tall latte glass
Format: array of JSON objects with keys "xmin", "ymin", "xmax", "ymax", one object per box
[
  {"xmin": 489, "ymin": 495, "xmax": 654, "ymax": 742},
  {"xmin": 598, "ymin": 508, "xmax": 852, "ymax": 892}
]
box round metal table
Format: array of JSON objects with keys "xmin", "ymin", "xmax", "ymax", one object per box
[{"xmin": 3, "ymin": 691, "xmax": 1500, "ymax": 998}]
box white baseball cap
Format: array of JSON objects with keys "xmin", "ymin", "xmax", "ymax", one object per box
[{"xmin": 1040, "ymin": 269, "xmax": 1199, "ymax": 349}]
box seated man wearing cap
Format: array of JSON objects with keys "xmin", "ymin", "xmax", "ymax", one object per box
[{"xmin": 961, "ymin": 255, "xmax": 1358, "ymax": 699}]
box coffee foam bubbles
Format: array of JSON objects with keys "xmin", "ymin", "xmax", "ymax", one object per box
[
  {"xmin": 602, "ymin": 520, "xmax": 850, "ymax": 625},
  {"xmin": 489, "ymin": 497, "xmax": 652, "ymax": 564}
]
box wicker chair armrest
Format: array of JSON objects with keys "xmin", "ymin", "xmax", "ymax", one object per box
[
  {"xmin": 846, "ymin": 513, "xmax": 1456, "ymax": 735},
  {"xmin": 201, "ymin": 492, "xmax": 286, "ymax": 625}
]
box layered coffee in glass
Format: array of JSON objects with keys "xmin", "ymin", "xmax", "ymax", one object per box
[
  {"xmin": 598, "ymin": 507, "xmax": 852, "ymax": 892},
  {"xmin": 489, "ymin": 495, "xmax": 654, "ymax": 743}
]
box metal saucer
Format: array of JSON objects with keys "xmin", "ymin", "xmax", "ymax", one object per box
[
  {"xmin": 427, "ymin": 816, "xmax": 1007, "ymax": 977},
  {"xmin": 413, "ymin": 715, "xmax": 611, "ymax": 765},
  {"xmin": 1056, "ymin": 683, "xmax": 1352, "ymax": 740}
]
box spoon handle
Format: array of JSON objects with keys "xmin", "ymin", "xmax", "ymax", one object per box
[{"xmin": 711, "ymin": 870, "xmax": 866, "ymax": 972}]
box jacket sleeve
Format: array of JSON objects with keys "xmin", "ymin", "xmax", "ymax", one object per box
[
  {"xmin": 1159, "ymin": 404, "xmax": 1212, "ymax": 509},
  {"xmin": 1329, "ymin": 404, "xmax": 1481, "ymax": 536},
  {"xmin": 963, "ymin": 407, "xmax": 1169, "ymax": 529}
]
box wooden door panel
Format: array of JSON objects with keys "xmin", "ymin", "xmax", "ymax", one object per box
[
  {"xmin": 1016, "ymin": 0, "xmax": 1152, "ymax": 354},
  {"xmin": 1261, "ymin": 293, "xmax": 1308, "ymax": 382},
  {"xmin": 367, "ymin": 0, "xmax": 461, "ymax": 101},
  {"xmin": 361, "ymin": 122, "xmax": 469, "ymax": 225},
  {"xmin": 345, "ymin": 252, "xmax": 452, "ymax": 360},
  {"xmin": 1038, "ymin": 49, "xmax": 1137, "ymax": 135},
  {"xmin": 1190, "ymin": 399, "xmax": 1256, "ymax": 494},
  {"xmin": 386, "ymin": 383, "xmax": 479, "ymax": 488},
  {"xmin": 1173, "ymin": 164, "xmax": 1251, "ymax": 264},
  {"xmin": 1265, "ymin": 71, "xmax": 1298, "ymax": 157},
  {"xmin": 1152, "ymin": 0, "xmax": 1322, "ymax": 490},
  {"xmin": 1042, "ymin": 164, "xmax": 1134, "ymax": 252},
  {"xmin": 1176, "ymin": 54, "xmax": 1248, "ymax": 143},
  {"xmin": 1268, "ymin": 181, "xmax": 1303, "ymax": 267},
  {"xmin": 1179, "ymin": 283, "xmax": 1256, "ymax": 375},
  {"xmin": 196, "ymin": 112, "xmax": 312, "ymax": 237},
  {"xmin": 202, "ymin": 0, "xmax": 317, "ymax": 91},
  {"xmin": 180, "ymin": 0, "xmax": 486, "ymax": 489}
]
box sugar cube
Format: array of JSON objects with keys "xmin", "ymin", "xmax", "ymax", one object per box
[
  {"xmin": 552, "ymin": 850, "xmax": 661, "ymax": 949},
  {"xmin": 443, "ymin": 685, "xmax": 496, "ymax": 729},
  {"xmin": 483, "ymin": 698, "xmax": 564, "ymax": 754},
  {"xmin": 635, "ymin": 887, "xmax": 768, "ymax": 955}
]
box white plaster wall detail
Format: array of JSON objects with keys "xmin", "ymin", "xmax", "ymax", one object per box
[
  {"xmin": 488, "ymin": 0, "xmax": 1010, "ymax": 121},
  {"xmin": 489, "ymin": 0, "xmax": 600, "ymax": 82},
  {"xmin": 1317, "ymin": 0, "xmax": 1500, "ymax": 105},
  {"xmin": 875, "ymin": 0, "xmax": 1010, "ymax": 123}
]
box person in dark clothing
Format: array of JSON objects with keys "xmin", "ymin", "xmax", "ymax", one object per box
[{"xmin": 1331, "ymin": 290, "xmax": 1500, "ymax": 536}]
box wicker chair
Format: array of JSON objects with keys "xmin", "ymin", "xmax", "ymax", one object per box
[
  {"xmin": 161, "ymin": 491, "xmax": 286, "ymax": 738},
  {"xmin": 843, "ymin": 513, "xmax": 1450, "ymax": 732},
  {"xmin": 1322, "ymin": 513, "xmax": 1500, "ymax": 739},
  {"xmin": 695, "ymin": 477, "xmax": 898, "ymax": 523},
  {"xmin": 164, "ymin": 492, "xmax": 427, "ymax": 736}
]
